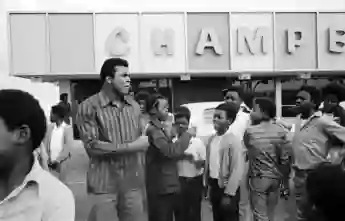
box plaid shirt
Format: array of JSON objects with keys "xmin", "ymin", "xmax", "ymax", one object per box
[
  {"xmin": 244, "ymin": 121, "xmax": 292, "ymax": 179},
  {"xmin": 76, "ymin": 89, "xmax": 143, "ymax": 194}
]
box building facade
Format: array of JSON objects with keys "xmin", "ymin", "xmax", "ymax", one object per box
[{"xmin": 7, "ymin": 11, "xmax": 345, "ymax": 128}]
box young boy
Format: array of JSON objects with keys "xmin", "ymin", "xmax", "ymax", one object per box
[
  {"xmin": 244, "ymin": 98, "xmax": 292, "ymax": 221},
  {"xmin": 145, "ymin": 94, "xmax": 195, "ymax": 221},
  {"xmin": 204, "ymin": 102, "xmax": 244, "ymax": 221},
  {"xmin": 174, "ymin": 106, "xmax": 206, "ymax": 221}
]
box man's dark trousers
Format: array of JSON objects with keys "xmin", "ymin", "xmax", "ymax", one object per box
[
  {"xmin": 175, "ymin": 175, "xmax": 203, "ymax": 221},
  {"xmin": 209, "ymin": 178, "xmax": 240, "ymax": 221}
]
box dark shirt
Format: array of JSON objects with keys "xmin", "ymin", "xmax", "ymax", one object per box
[
  {"xmin": 146, "ymin": 118, "xmax": 192, "ymax": 195},
  {"xmin": 244, "ymin": 121, "xmax": 292, "ymax": 179},
  {"xmin": 76, "ymin": 90, "xmax": 143, "ymax": 194}
]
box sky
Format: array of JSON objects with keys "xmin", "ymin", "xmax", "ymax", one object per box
[{"xmin": 0, "ymin": 0, "xmax": 345, "ymax": 115}]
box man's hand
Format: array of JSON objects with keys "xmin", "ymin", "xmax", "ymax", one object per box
[
  {"xmin": 48, "ymin": 161, "xmax": 60, "ymax": 171},
  {"xmin": 221, "ymin": 194, "xmax": 233, "ymax": 208},
  {"xmin": 184, "ymin": 153, "xmax": 195, "ymax": 161},
  {"xmin": 129, "ymin": 136, "xmax": 149, "ymax": 151}
]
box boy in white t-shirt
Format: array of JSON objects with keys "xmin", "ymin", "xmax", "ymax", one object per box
[{"xmin": 173, "ymin": 106, "xmax": 206, "ymax": 221}]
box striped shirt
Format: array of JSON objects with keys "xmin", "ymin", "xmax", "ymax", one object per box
[
  {"xmin": 244, "ymin": 121, "xmax": 292, "ymax": 179},
  {"xmin": 76, "ymin": 89, "xmax": 143, "ymax": 194}
]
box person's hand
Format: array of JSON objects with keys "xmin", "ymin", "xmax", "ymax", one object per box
[
  {"xmin": 48, "ymin": 161, "xmax": 60, "ymax": 170},
  {"xmin": 187, "ymin": 126, "xmax": 197, "ymax": 137},
  {"xmin": 221, "ymin": 194, "xmax": 233, "ymax": 208},
  {"xmin": 130, "ymin": 136, "xmax": 149, "ymax": 151},
  {"xmin": 184, "ymin": 153, "xmax": 195, "ymax": 161}
]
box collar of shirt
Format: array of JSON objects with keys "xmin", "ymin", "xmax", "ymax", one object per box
[
  {"xmin": 301, "ymin": 111, "xmax": 322, "ymax": 127},
  {"xmin": 240, "ymin": 102, "xmax": 251, "ymax": 113},
  {"xmin": 1, "ymin": 158, "xmax": 45, "ymax": 204},
  {"xmin": 150, "ymin": 117, "xmax": 165, "ymax": 130},
  {"xmin": 98, "ymin": 89, "xmax": 133, "ymax": 108}
]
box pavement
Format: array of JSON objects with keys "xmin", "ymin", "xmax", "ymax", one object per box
[{"xmin": 65, "ymin": 141, "xmax": 297, "ymax": 221}]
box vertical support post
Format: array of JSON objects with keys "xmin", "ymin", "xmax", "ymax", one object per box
[{"xmin": 275, "ymin": 78, "xmax": 282, "ymax": 118}]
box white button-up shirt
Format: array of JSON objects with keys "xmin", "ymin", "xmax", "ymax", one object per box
[
  {"xmin": 178, "ymin": 137, "xmax": 206, "ymax": 178},
  {"xmin": 0, "ymin": 158, "xmax": 75, "ymax": 221},
  {"xmin": 49, "ymin": 122, "xmax": 67, "ymax": 162},
  {"xmin": 227, "ymin": 103, "xmax": 251, "ymax": 140}
]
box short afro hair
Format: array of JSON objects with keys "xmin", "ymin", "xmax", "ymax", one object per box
[
  {"xmin": 51, "ymin": 105, "xmax": 66, "ymax": 119},
  {"xmin": 134, "ymin": 91, "xmax": 150, "ymax": 102},
  {"xmin": 145, "ymin": 93, "xmax": 166, "ymax": 114},
  {"xmin": 100, "ymin": 58, "xmax": 129, "ymax": 82},
  {"xmin": 215, "ymin": 102, "xmax": 239, "ymax": 120},
  {"xmin": 174, "ymin": 106, "xmax": 191, "ymax": 122},
  {"xmin": 299, "ymin": 85, "xmax": 322, "ymax": 108},
  {"xmin": 0, "ymin": 89, "xmax": 47, "ymax": 150},
  {"xmin": 254, "ymin": 97, "xmax": 276, "ymax": 119}
]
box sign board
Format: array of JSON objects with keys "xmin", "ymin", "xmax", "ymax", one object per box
[
  {"xmin": 238, "ymin": 73, "xmax": 251, "ymax": 80},
  {"xmin": 180, "ymin": 74, "xmax": 191, "ymax": 81}
]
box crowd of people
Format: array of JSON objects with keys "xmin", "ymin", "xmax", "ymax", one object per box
[{"xmin": 0, "ymin": 57, "xmax": 345, "ymax": 221}]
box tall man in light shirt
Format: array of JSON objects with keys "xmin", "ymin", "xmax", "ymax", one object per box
[
  {"xmin": 42, "ymin": 105, "xmax": 73, "ymax": 181},
  {"xmin": 204, "ymin": 103, "xmax": 244, "ymax": 221},
  {"xmin": 292, "ymin": 86, "xmax": 345, "ymax": 221},
  {"xmin": 174, "ymin": 106, "xmax": 206, "ymax": 221},
  {"xmin": 0, "ymin": 89, "xmax": 75, "ymax": 221},
  {"xmin": 223, "ymin": 86, "xmax": 252, "ymax": 221}
]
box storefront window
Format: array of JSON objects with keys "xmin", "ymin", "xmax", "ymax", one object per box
[{"xmin": 281, "ymin": 77, "xmax": 344, "ymax": 117}]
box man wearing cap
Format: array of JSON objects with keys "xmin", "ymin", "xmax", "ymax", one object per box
[{"xmin": 223, "ymin": 86, "xmax": 252, "ymax": 221}]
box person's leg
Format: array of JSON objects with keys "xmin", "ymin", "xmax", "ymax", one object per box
[
  {"xmin": 209, "ymin": 179, "xmax": 223, "ymax": 221},
  {"xmin": 87, "ymin": 194, "xmax": 118, "ymax": 221},
  {"xmin": 239, "ymin": 161, "xmax": 252, "ymax": 221},
  {"xmin": 174, "ymin": 178, "xmax": 186, "ymax": 221},
  {"xmin": 294, "ymin": 170, "xmax": 313, "ymax": 221},
  {"xmin": 117, "ymin": 188, "xmax": 148, "ymax": 221},
  {"xmin": 220, "ymin": 188, "xmax": 240, "ymax": 221},
  {"xmin": 249, "ymin": 177, "xmax": 274, "ymax": 221},
  {"xmin": 187, "ymin": 176, "xmax": 203, "ymax": 221},
  {"xmin": 117, "ymin": 155, "xmax": 148, "ymax": 221},
  {"xmin": 267, "ymin": 180, "xmax": 280, "ymax": 221}
]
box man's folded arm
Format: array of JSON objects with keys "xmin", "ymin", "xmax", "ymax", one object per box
[{"xmin": 76, "ymin": 102, "xmax": 145, "ymax": 156}]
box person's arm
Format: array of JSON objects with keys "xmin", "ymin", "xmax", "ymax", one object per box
[
  {"xmin": 37, "ymin": 144, "xmax": 49, "ymax": 170},
  {"xmin": 224, "ymin": 137, "xmax": 244, "ymax": 196},
  {"xmin": 46, "ymin": 188, "xmax": 75, "ymax": 221},
  {"xmin": 149, "ymin": 127, "xmax": 192, "ymax": 158},
  {"xmin": 278, "ymin": 132, "xmax": 293, "ymax": 179},
  {"xmin": 229, "ymin": 112, "xmax": 251, "ymax": 139},
  {"xmin": 321, "ymin": 116, "xmax": 345, "ymax": 144},
  {"xmin": 193, "ymin": 138, "xmax": 206, "ymax": 168},
  {"xmin": 56, "ymin": 126, "xmax": 73, "ymax": 162},
  {"xmin": 76, "ymin": 102, "xmax": 147, "ymax": 156}
]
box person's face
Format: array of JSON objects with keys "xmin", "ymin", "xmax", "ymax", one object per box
[
  {"xmin": 224, "ymin": 91, "xmax": 241, "ymax": 106},
  {"xmin": 108, "ymin": 66, "xmax": 131, "ymax": 95},
  {"xmin": 250, "ymin": 102, "xmax": 264, "ymax": 124},
  {"xmin": 138, "ymin": 100, "xmax": 146, "ymax": 114},
  {"xmin": 173, "ymin": 116, "xmax": 189, "ymax": 136},
  {"xmin": 324, "ymin": 95, "xmax": 338, "ymax": 112},
  {"xmin": 296, "ymin": 91, "xmax": 311, "ymax": 107},
  {"xmin": 50, "ymin": 112, "xmax": 57, "ymax": 123},
  {"xmin": 0, "ymin": 118, "xmax": 30, "ymax": 172},
  {"xmin": 155, "ymin": 99, "xmax": 169, "ymax": 121},
  {"xmin": 213, "ymin": 109, "xmax": 231, "ymax": 133}
]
